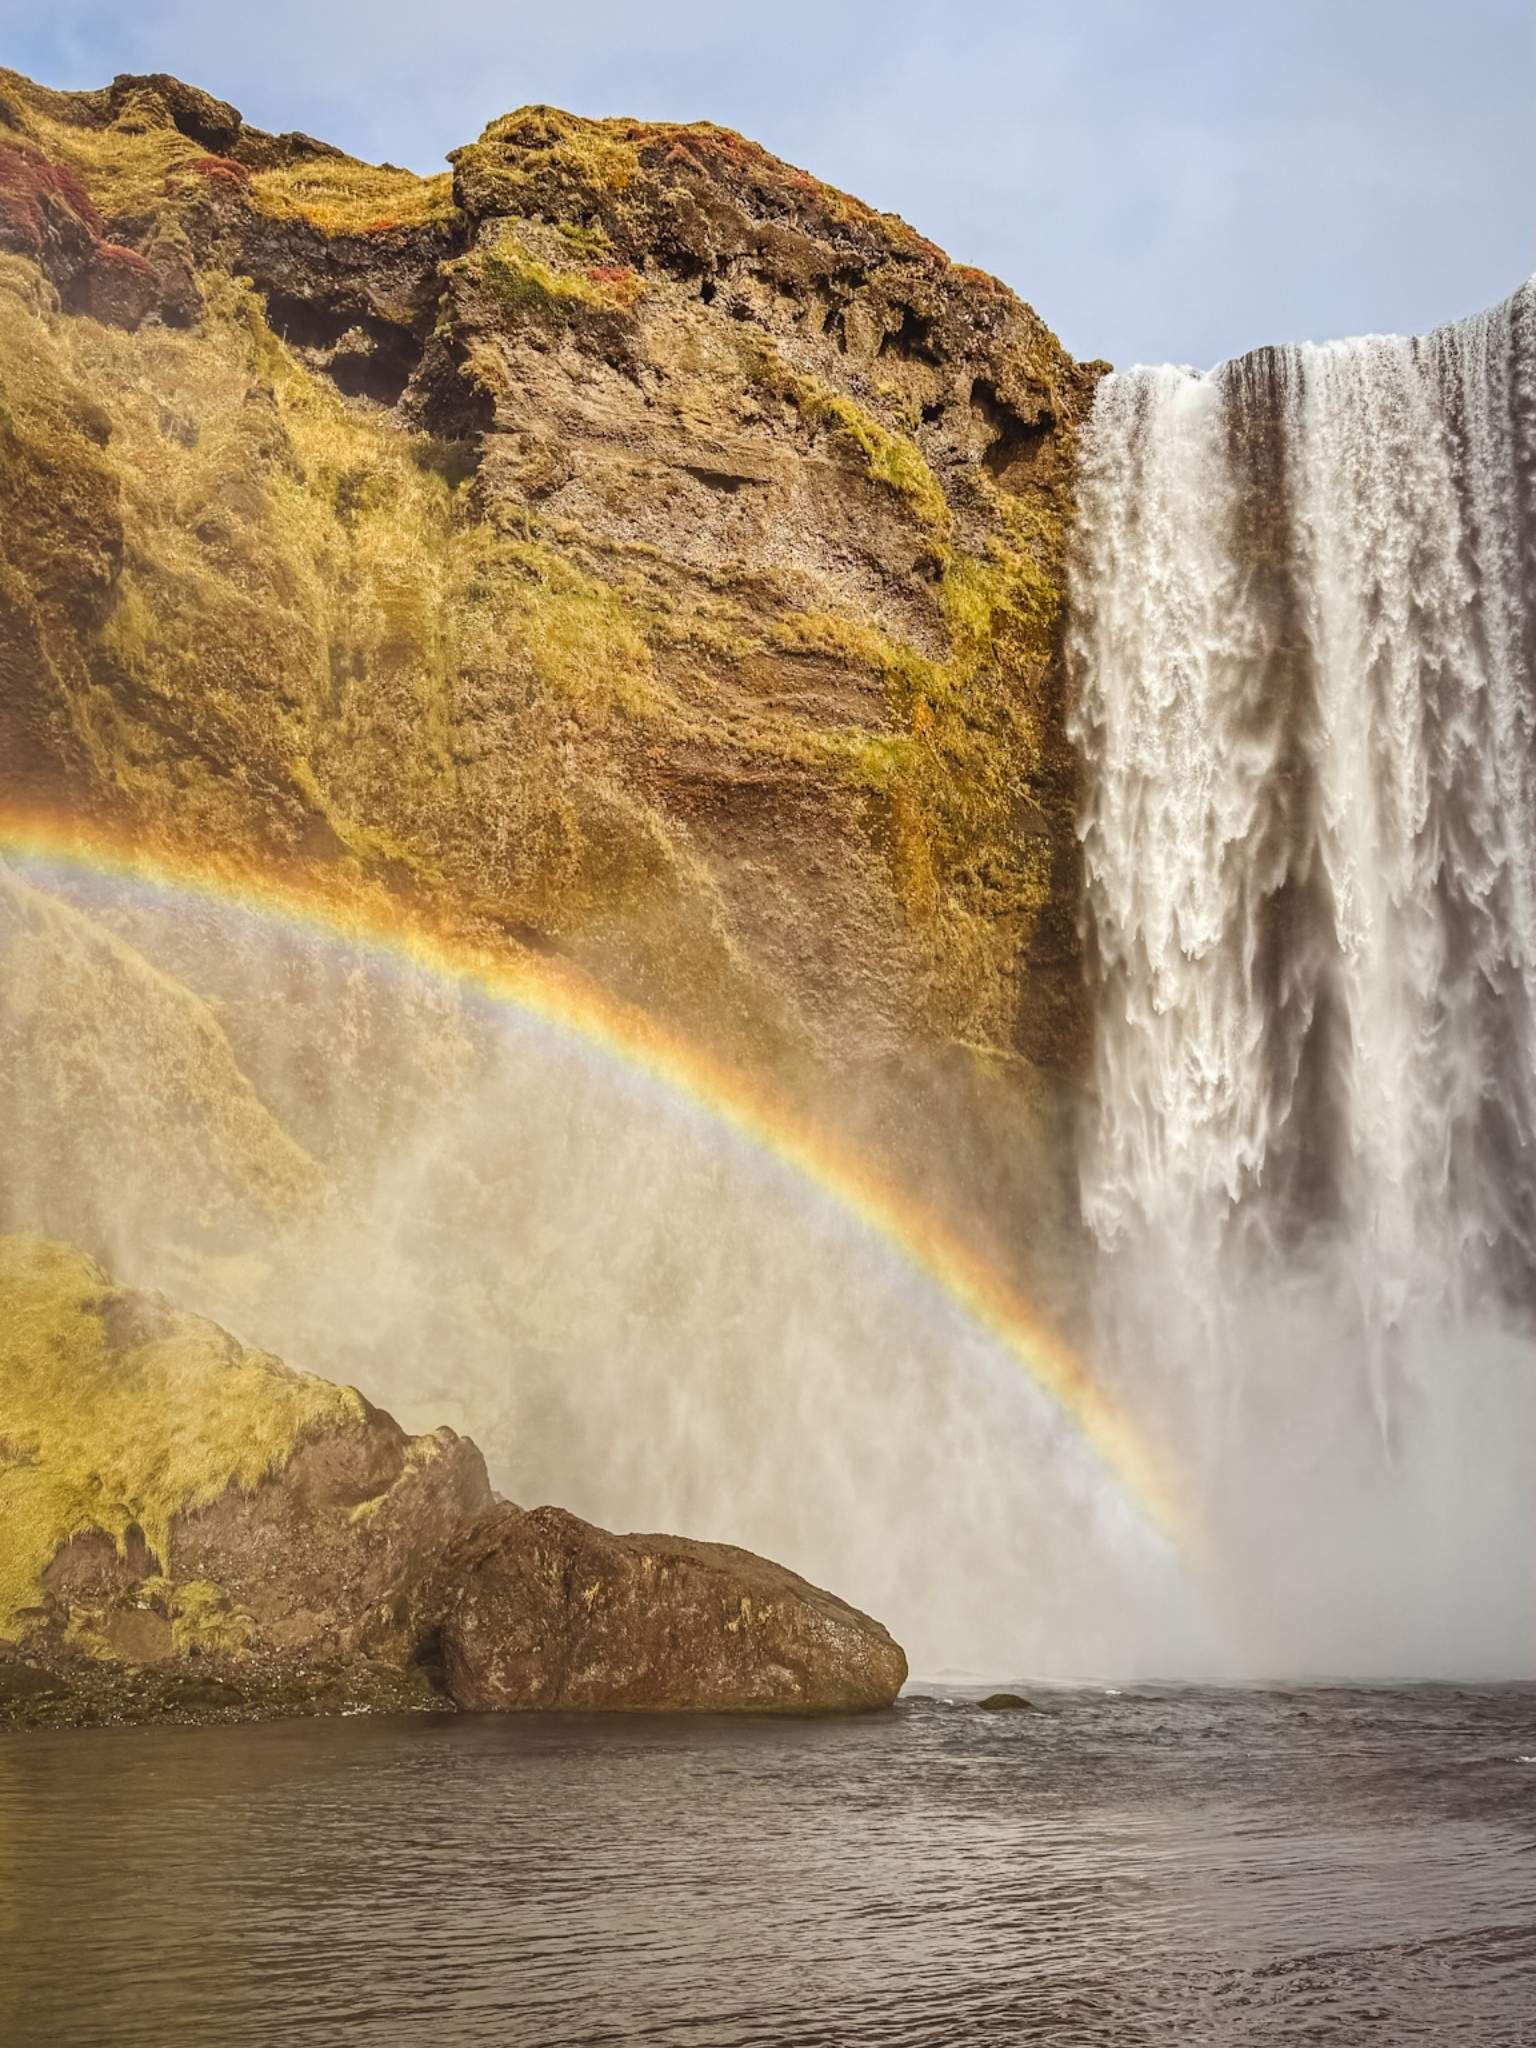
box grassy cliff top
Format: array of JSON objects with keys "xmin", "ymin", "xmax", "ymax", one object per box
[
  {"xmin": 0, "ymin": 66, "xmax": 454, "ymax": 234},
  {"xmin": 0, "ymin": 1235, "xmax": 363, "ymax": 1635},
  {"xmin": 0, "ymin": 66, "xmax": 976, "ymax": 267}
]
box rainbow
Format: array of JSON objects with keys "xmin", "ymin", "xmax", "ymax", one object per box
[{"xmin": 0, "ymin": 801, "xmax": 1194, "ymax": 1557}]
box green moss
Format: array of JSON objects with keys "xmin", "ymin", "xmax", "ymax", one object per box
[
  {"xmin": 464, "ymin": 225, "xmax": 644, "ymax": 327},
  {"xmin": 169, "ymin": 1578, "xmax": 255, "ymax": 1655},
  {"xmin": 0, "ymin": 1235, "xmax": 363, "ymax": 1635},
  {"xmin": 810, "ymin": 390, "xmax": 950, "ymax": 533},
  {"xmin": 555, "ymin": 219, "xmax": 615, "ymax": 262}
]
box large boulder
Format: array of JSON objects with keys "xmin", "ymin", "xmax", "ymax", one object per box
[
  {"xmin": 428, "ymin": 1503, "xmax": 907, "ymax": 1713},
  {"xmin": 0, "ymin": 1235, "xmax": 492, "ymax": 1722},
  {"xmin": 0, "ymin": 1237, "xmax": 907, "ymax": 1727}
]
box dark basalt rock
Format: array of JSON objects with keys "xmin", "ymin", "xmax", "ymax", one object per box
[
  {"xmin": 428, "ymin": 1503, "xmax": 908, "ymax": 1714},
  {"xmin": 977, "ymin": 1692, "xmax": 1037, "ymax": 1711}
]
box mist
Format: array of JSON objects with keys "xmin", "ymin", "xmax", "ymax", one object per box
[
  {"xmin": 0, "ymin": 854, "xmax": 1203, "ymax": 1682},
  {"xmin": 8, "ymin": 817, "xmax": 1535, "ymax": 1680}
]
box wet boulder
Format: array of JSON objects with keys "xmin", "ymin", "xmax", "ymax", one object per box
[{"xmin": 428, "ymin": 1504, "xmax": 907, "ymax": 1714}]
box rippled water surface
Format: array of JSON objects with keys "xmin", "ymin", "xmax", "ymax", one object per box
[{"xmin": 2, "ymin": 1685, "xmax": 1534, "ymax": 2045}]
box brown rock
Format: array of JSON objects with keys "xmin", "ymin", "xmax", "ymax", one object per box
[
  {"xmin": 429, "ymin": 1503, "xmax": 907, "ymax": 1713},
  {"xmin": 0, "ymin": 1656, "xmax": 59, "ymax": 1703},
  {"xmin": 0, "ymin": 1234, "xmax": 495, "ymax": 1725},
  {"xmin": 36, "ymin": 1404, "xmax": 496, "ymax": 1663},
  {"xmin": 67, "ymin": 240, "xmax": 161, "ymax": 328}
]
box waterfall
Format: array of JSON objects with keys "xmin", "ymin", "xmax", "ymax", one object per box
[{"xmin": 1068, "ymin": 283, "xmax": 1536, "ymax": 1671}]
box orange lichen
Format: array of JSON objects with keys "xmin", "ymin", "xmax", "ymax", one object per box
[{"xmin": 190, "ymin": 154, "xmax": 252, "ymax": 190}]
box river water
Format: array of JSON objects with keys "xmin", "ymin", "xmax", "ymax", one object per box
[{"xmin": 2, "ymin": 1686, "xmax": 1534, "ymax": 2045}]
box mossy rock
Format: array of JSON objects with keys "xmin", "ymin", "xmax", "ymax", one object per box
[
  {"xmin": 0, "ymin": 1234, "xmax": 493, "ymax": 1666},
  {"xmin": 0, "ymin": 1234, "xmax": 362, "ymax": 1634}
]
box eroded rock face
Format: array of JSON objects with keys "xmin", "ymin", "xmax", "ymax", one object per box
[
  {"xmin": 429, "ymin": 1504, "xmax": 908, "ymax": 1713},
  {"xmin": 0, "ymin": 64, "xmax": 1099, "ymax": 1292}
]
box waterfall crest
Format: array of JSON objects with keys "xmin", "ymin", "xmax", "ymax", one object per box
[{"xmin": 1068, "ymin": 282, "xmax": 1536, "ymax": 1670}]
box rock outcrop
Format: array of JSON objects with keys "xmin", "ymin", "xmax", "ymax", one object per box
[
  {"xmin": 0, "ymin": 1234, "xmax": 493, "ymax": 1722},
  {"xmin": 0, "ymin": 65, "xmax": 1099, "ymax": 1280},
  {"xmin": 429, "ymin": 1504, "xmax": 907, "ymax": 1713},
  {"xmin": 0, "ymin": 1237, "xmax": 907, "ymax": 1726}
]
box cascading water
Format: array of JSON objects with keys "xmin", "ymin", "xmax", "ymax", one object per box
[{"xmin": 1069, "ymin": 281, "xmax": 1536, "ymax": 1673}]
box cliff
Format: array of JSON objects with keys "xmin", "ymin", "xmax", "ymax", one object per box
[{"xmin": 0, "ymin": 67, "xmax": 1098, "ymax": 1259}]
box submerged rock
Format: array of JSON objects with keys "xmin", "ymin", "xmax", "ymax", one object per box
[
  {"xmin": 976, "ymin": 1692, "xmax": 1037, "ymax": 1711},
  {"xmin": 429, "ymin": 1504, "xmax": 908, "ymax": 1714}
]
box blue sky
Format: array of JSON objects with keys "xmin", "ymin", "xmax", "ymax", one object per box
[{"xmin": 3, "ymin": 0, "xmax": 1532, "ymax": 368}]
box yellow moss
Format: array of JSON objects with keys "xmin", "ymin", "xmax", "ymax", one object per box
[
  {"xmin": 0, "ymin": 1236, "xmax": 363, "ymax": 1635},
  {"xmin": 808, "ymin": 392, "xmax": 950, "ymax": 532},
  {"xmin": 761, "ymin": 462, "xmax": 1066, "ymax": 1037},
  {"xmin": 0, "ymin": 74, "xmax": 194, "ymax": 219},
  {"xmin": 0, "ymin": 73, "xmax": 1075, "ymax": 1067},
  {"xmin": 461, "ymin": 106, "xmax": 641, "ymax": 211},
  {"xmin": 169, "ymin": 1578, "xmax": 256, "ymax": 1655},
  {"xmin": 0, "ymin": 869, "xmax": 328, "ymax": 1256},
  {"xmin": 246, "ymin": 159, "xmax": 456, "ymax": 236},
  {"xmin": 465, "ymin": 224, "xmax": 644, "ymax": 325},
  {"xmin": 348, "ymin": 1426, "xmax": 448, "ymax": 1525},
  {"xmin": 0, "ymin": 67, "xmax": 455, "ymax": 238},
  {"xmin": 747, "ymin": 350, "xmax": 950, "ymax": 533},
  {"xmin": 62, "ymin": 1612, "xmax": 116, "ymax": 1660}
]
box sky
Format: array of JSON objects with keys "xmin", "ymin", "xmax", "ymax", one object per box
[{"xmin": 3, "ymin": 0, "xmax": 1533, "ymax": 369}]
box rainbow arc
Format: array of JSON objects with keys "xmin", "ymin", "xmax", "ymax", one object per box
[{"xmin": 0, "ymin": 802, "xmax": 1195, "ymax": 1559}]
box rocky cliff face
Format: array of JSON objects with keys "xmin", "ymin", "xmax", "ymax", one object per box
[{"xmin": 0, "ymin": 67, "xmax": 1098, "ymax": 1258}]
